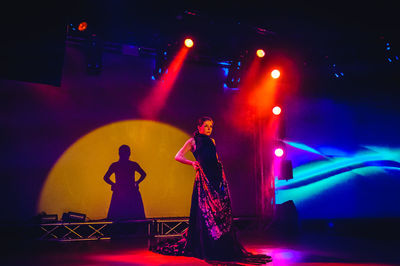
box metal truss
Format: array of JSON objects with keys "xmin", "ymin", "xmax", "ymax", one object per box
[
  {"xmin": 37, "ymin": 217, "xmax": 255, "ymax": 242},
  {"xmin": 39, "ymin": 221, "xmax": 113, "ymax": 241},
  {"xmin": 153, "ymin": 218, "xmax": 189, "ymax": 238}
]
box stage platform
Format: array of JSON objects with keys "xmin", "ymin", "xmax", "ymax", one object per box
[
  {"xmin": 2, "ymin": 229, "xmax": 399, "ymax": 265},
  {"xmin": 1, "ymin": 217, "xmax": 399, "ymax": 265}
]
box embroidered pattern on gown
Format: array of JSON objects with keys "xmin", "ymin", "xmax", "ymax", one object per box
[{"xmin": 195, "ymin": 159, "xmax": 232, "ymax": 240}]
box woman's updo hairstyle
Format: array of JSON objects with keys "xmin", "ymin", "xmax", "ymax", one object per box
[{"xmin": 193, "ymin": 116, "xmax": 214, "ymax": 137}]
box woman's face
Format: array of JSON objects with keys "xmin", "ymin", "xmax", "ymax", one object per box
[{"xmin": 198, "ymin": 120, "xmax": 213, "ymax": 136}]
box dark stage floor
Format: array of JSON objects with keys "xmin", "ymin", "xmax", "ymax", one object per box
[
  {"xmin": 2, "ymin": 230, "xmax": 399, "ymax": 266},
  {"xmin": 0, "ymin": 227, "xmax": 400, "ymax": 266}
]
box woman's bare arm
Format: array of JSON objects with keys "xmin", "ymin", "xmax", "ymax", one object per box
[{"xmin": 175, "ymin": 138, "xmax": 199, "ymax": 169}]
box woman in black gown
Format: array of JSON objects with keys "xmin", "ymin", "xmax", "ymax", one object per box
[{"xmin": 152, "ymin": 116, "xmax": 271, "ymax": 264}]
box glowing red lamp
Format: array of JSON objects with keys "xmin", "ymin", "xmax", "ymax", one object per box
[
  {"xmin": 271, "ymin": 69, "xmax": 280, "ymax": 79},
  {"xmin": 184, "ymin": 38, "xmax": 194, "ymax": 48},
  {"xmin": 78, "ymin": 21, "xmax": 88, "ymax": 32},
  {"xmin": 256, "ymin": 49, "xmax": 265, "ymax": 58},
  {"xmin": 272, "ymin": 106, "xmax": 282, "ymax": 115}
]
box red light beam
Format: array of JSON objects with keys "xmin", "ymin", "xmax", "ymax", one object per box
[{"xmin": 139, "ymin": 47, "xmax": 189, "ymax": 119}]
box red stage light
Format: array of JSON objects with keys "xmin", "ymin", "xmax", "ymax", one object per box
[
  {"xmin": 272, "ymin": 106, "xmax": 282, "ymax": 115},
  {"xmin": 256, "ymin": 49, "xmax": 265, "ymax": 58},
  {"xmin": 78, "ymin": 21, "xmax": 88, "ymax": 31},
  {"xmin": 184, "ymin": 38, "xmax": 194, "ymax": 48},
  {"xmin": 274, "ymin": 148, "xmax": 284, "ymax": 157},
  {"xmin": 271, "ymin": 69, "xmax": 280, "ymax": 79}
]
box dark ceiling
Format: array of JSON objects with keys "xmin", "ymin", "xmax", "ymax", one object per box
[
  {"xmin": 1, "ymin": 1, "xmax": 398, "ymax": 92},
  {"xmin": 72, "ymin": 1, "xmax": 399, "ymax": 46},
  {"xmin": 67, "ymin": 1, "xmax": 399, "ymax": 77}
]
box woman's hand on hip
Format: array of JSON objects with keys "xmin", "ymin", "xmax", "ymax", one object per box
[{"xmin": 192, "ymin": 161, "xmax": 200, "ymax": 170}]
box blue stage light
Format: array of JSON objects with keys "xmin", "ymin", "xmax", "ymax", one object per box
[{"xmin": 222, "ymin": 67, "xmax": 229, "ymax": 77}]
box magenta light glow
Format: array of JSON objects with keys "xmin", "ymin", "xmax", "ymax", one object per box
[{"xmin": 275, "ymin": 148, "xmax": 284, "ymax": 157}]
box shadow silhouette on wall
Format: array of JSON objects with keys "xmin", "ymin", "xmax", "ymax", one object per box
[{"xmin": 103, "ymin": 145, "xmax": 146, "ymax": 221}]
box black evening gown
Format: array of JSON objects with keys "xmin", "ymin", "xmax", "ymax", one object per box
[{"xmin": 152, "ymin": 134, "xmax": 271, "ymax": 263}]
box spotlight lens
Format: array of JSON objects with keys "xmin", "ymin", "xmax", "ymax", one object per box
[
  {"xmin": 184, "ymin": 38, "xmax": 194, "ymax": 48},
  {"xmin": 256, "ymin": 49, "xmax": 265, "ymax": 58},
  {"xmin": 78, "ymin": 21, "xmax": 88, "ymax": 32},
  {"xmin": 271, "ymin": 69, "xmax": 280, "ymax": 79},
  {"xmin": 275, "ymin": 148, "xmax": 284, "ymax": 157},
  {"xmin": 272, "ymin": 106, "xmax": 282, "ymax": 115}
]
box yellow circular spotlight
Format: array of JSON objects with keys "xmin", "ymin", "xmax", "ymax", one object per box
[
  {"xmin": 38, "ymin": 120, "xmax": 195, "ymax": 220},
  {"xmin": 256, "ymin": 49, "xmax": 265, "ymax": 58},
  {"xmin": 272, "ymin": 106, "xmax": 282, "ymax": 115},
  {"xmin": 184, "ymin": 38, "xmax": 194, "ymax": 48},
  {"xmin": 271, "ymin": 69, "xmax": 281, "ymax": 79}
]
